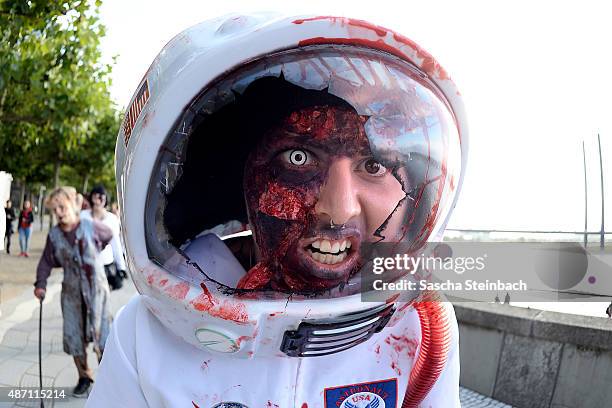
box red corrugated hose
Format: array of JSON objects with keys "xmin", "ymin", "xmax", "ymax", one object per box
[{"xmin": 402, "ymin": 291, "xmax": 451, "ymax": 408}]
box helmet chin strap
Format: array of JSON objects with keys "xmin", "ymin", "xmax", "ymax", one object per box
[{"xmin": 402, "ymin": 290, "xmax": 451, "ymax": 407}]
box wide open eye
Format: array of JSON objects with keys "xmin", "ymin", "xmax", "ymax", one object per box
[
  {"xmin": 282, "ymin": 149, "xmax": 313, "ymax": 166},
  {"xmin": 360, "ymin": 158, "xmax": 388, "ymax": 176}
]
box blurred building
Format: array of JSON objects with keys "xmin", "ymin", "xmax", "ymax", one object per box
[{"xmin": 0, "ymin": 171, "xmax": 12, "ymax": 204}]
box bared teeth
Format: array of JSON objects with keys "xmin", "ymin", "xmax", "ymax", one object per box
[
  {"xmin": 310, "ymin": 239, "xmax": 351, "ymax": 255},
  {"xmin": 320, "ymin": 240, "xmax": 332, "ymax": 252},
  {"xmin": 307, "ymin": 249, "xmax": 348, "ymax": 265}
]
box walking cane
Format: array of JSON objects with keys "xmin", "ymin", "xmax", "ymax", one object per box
[{"xmin": 38, "ymin": 295, "xmax": 45, "ymax": 408}]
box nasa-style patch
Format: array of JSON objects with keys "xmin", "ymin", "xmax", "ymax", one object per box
[{"xmin": 324, "ymin": 378, "xmax": 397, "ymax": 408}]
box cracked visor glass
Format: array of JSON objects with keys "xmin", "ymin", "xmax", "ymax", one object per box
[{"xmin": 144, "ymin": 45, "xmax": 462, "ymax": 299}]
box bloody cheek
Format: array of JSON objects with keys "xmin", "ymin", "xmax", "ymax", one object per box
[
  {"xmin": 255, "ymin": 181, "xmax": 318, "ymax": 258},
  {"xmin": 258, "ymin": 182, "xmax": 310, "ymax": 221},
  {"xmin": 238, "ymin": 180, "xmax": 320, "ymax": 290}
]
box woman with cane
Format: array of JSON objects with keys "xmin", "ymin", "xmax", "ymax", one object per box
[{"xmin": 33, "ymin": 186, "xmax": 112, "ymax": 397}]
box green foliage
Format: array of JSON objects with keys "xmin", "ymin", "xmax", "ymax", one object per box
[
  {"xmin": 67, "ymin": 104, "xmax": 120, "ymax": 192},
  {"xmin": 0, "ymin": 0, "xmax": 119, "ymax": 192}
]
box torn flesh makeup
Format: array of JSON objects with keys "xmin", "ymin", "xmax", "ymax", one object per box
[{"xmin": 238, "ymin": 105, "xmax": 395, "ymax": 292}]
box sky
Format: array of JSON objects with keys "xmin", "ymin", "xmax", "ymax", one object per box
[{"xmin": 98, "ymin": 0, "xmax": 612, "ymax": 233}]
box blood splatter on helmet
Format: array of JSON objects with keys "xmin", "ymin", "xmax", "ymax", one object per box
[{"xmin": 115, "ymin": 13, "xmax": 468, "ymax": 358}]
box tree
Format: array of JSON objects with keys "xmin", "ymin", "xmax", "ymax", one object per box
[
  {"xmin": 68, "ymin": 105, "xmax": 121, "ymax": 193},
  {"xmin": 0, "ymin": 0, "xmax": 119, "ymax": 194}
]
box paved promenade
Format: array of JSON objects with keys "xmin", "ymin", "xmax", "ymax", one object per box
[
  {"xmin": 0, "ymin": 225, "xmax": 511, "ymax": 407},
  {"xmin": 0, "ymin": 224, "xmax": 137, "ymax": 407},
  {"xmin": 0, "ymin": 268, "xmax": 136, "ymax": 407},
  {"xmin": 460, "ymin": 388, "xmax": 512, "ymax": 407}
]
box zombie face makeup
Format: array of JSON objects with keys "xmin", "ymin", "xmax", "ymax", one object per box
[
  {"xmin": 241, "ymin": 105, "xmax": 407, "ymax": 291},
  {"xmin": 50, "ymin": 195, "xmax": 79, "ymax": 230},
  {"xmin": 152, "ymin": 47, "xmax": 462, "ymax": 297}
]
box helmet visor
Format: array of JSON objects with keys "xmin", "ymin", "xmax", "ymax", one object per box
[{"xmin": 144, "ymin": 45, "xmax": 461, "ymax": 299}]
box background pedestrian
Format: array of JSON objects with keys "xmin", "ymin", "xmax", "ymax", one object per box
[
  {"xmin": 4, "ymin": 199, "xmax": 15, "ymax": 254},
  {"xmin": 81, "ymin": 185, "xmax": 127, "ymax": 290},
  {"xmin": 34, "ymin": 186, "xmax": 113, "ymax": 397},
  {"xmin": 17, "ymin": 199, "xmax": 34, "ymax": 257}
]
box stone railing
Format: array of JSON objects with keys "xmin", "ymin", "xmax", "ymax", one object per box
[{"xmin": 454, "ymin": 302, "xmax": 612, "ymax": 408}]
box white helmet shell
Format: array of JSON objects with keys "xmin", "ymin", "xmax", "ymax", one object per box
[{"xmin": 116, "ymin": 13, "xmax": 468, "ymax": 358}]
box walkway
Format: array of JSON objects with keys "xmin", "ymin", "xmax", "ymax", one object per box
[{"xmin": 0, "ymin": 274, "xmax": 136, "ymax": 407}]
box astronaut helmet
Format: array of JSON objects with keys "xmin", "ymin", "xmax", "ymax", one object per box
[{"xmin": 115, "ymin": 13, "xmax": 468, "ymax": 357}]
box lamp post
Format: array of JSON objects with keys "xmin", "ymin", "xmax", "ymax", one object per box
[
  {"xmin": 583, "ymin": 141, "xmax": 588, "ymax": 248},
  {"xmin": 38, "ymin": 185, "xmax": 46, "ymax": 231},
  {"xmin": 598, "ymin": 134, "xmax": 605, "ymax": 249}
]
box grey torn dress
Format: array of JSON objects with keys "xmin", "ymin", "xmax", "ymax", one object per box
[{"xmin": 35, "ymin": 218, "xmax": 112, "ymax": 356}]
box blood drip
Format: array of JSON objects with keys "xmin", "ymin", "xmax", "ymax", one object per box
[
  {"xmin": 190, "ymin": 283, "xmax": 249, "ymax": 323},
  {"xmin": 385, "ymin": 333, "xmax": 419, "ymax": 358},
  {"xmin": 292, "ymin": 16, "xmax": 388, "ymax": 37},
  {"xmin": 237, "ymin": 262, "xmax": 273, "ymax": 289},
  {"xmin": 190, "ymin": 283, "xmax": 215, "ymax": 311},
  {"xmin": 235, "ymin": 335, "xmax": 251, "ymax": 348}
]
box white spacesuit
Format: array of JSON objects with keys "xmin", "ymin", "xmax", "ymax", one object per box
[{"xmin": 87, "ymin": 13, "xmax": 468, "ymax": 408}]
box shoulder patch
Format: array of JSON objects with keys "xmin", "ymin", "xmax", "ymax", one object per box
[
  {"xmin": 324, "ymin": 378, "xmax": 398, "ymax": 408},
  {"xmin": 123, "ymin": 79, "xmax": 150, "ymax": 146}
]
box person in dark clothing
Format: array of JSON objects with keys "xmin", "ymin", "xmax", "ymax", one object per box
[
  {"xmin": 4, "ymin": 199, "xmax": 15, "ymax": 254},
  {"xmin": 17, "ymin": 199, "xmax": 34, "ymax": 257}
]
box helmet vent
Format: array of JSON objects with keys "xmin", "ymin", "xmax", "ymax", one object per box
[{"xmin": 280, "ymin": 303, "xmax": 395, "ymax": 357}]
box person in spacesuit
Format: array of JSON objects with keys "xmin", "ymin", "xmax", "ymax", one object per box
[
  {"xmin": 87, "ymin": 14, "xmax": 467, "ymax": 408},
  {"xmin": 163, "ymin": 77, "xmax": 413, "ymax": 294}
]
